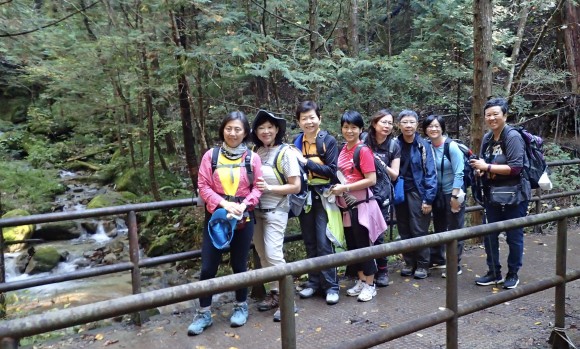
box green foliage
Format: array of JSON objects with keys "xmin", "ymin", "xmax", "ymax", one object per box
[{"xmin": 0, "ymin": 161, "xmax": 65, "ymax": 213}]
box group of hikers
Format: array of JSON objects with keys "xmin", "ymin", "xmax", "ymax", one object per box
[{"xmin": 188, "ymin": 97, "xmax": 532, "ymax": 336}]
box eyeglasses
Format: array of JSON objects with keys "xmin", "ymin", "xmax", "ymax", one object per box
[
  {"xmin": 427, "ymin": 125, "xmax": 441, "ymax": 130},
  {"xmin": 399, "ymin": 121, "xmax": 417, "ymax": 125},
  {"xmin": 378, "ymin": 120, "xmax": 394, "ymax": 126}
]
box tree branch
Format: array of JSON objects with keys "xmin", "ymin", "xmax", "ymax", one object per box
[
  {"xmin": 250, "ymin": 0, "xmax": 312, "ymax": 33},
  {"xmin": 510, "ymin": 0, "xmax": 567, "ymax": 99},
  {"xmin": 0, "ymin": 0, "xmax": 101, "ymax": 37},
  {"xmin": 0, "ymin": 0, "xmax": 13, "ymax": 5}
]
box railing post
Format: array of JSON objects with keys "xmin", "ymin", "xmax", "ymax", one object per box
[
  {"xmin": 549, "ymin": 217, "xmax": 571, "ymax": 349},
  {"xmin": 127, "ymin": 210, "xmax": 148, "ymax": 326},
  {"xmin": 280, "ymin": 275, "xmax": 296, "ymax": 349},
  {"xmin": 0, "ymin": 230, "xmax": 6, "ymax": 319},
  {"xmin": 534, "ymin": 188, "xmax": 543, "ymax": 234},
  {"xmin": 445, "ymin": 239, "xmax": 458, "ymax": 349},
  {"xmin": 0, "ymin": 338, "xmax": 18, "ymax": 349}
]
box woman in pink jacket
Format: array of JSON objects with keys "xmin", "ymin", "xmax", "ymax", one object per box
[{"xmin": 188, "ymin": 111, "xmax": 262, "ymax": 336}]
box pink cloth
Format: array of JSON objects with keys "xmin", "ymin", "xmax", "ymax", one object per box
[
  {"xmin": 337, "ymin": 189, "xmax": 387, "ymax": 243},
  {"xmin": 197, "ymin": 148, "xmax": 263, "ymax": 213}
]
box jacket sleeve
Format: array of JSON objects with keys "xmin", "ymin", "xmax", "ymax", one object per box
[
  {"xmin": 197, "ymin": 149, "xmax": 225, "ymax": 213},
  {"xmin": 422, "ymin": 141, "xmax": 438, "ymax": 204},
  {"xmin": 241, "ymin": 152, "xmax": 263, "ymax": 208},
  {"xmin": 304, "ymin": 134, "xmax": 338, "ymax": 183}
]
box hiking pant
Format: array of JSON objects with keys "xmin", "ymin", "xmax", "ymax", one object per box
[
  {"xmin": 395, "ymin": 190, "xmax": 431, "ymax": 269},
  {"xmin": 199, "ymin": 211, "xmax": 254, "ymax": 308},
  {"xmin": 483, "ymin": 200, "xmax": 528, "ymax": 275},
  {"xmin": 253, "ymin": 209, "xmax": 289, "ymax": 290},
  {"xmin": 430, "ymin": 193, "xmax": 465, "ymax": 266},
  {"xmin": 299, "ymin": 192, "xmax": 339, "ymax": 294}
]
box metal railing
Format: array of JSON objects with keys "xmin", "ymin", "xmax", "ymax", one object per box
[
  {"xmin": 0, "ymin": 207, "xmax": 578, "ymax": 348},
  {"xmin": 0, "ymin": 159, "xmax": 578, "ymax": 348}
]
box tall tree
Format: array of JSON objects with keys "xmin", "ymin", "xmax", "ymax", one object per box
[{"xmin": 472, "ymin": 0, "xmax": 493, "ymax": 228}]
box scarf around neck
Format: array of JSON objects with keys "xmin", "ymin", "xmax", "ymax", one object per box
[{"xmin": 221, "ymin": 142, "xmax": 248, "ymax": 160}]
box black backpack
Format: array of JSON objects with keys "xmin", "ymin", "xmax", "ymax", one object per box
[
  {"xmin": 484, "ymin": 125, "xmax": 548, "ymax": 189},
  {"xmin": 210, "ymin": 147, "xmax": 254, "ymax": 193},
  {"xmin": 442, "ymin": 138, "xmax": 475, "ymax": 191}
]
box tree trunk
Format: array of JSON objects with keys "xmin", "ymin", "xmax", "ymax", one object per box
[
  {"xmin": 309, "ymin": 0, "xmax": 319, "ymax": 58},
  {"xmin": 504, "ymin": 1, "xmax": 529, "ymax": 95},
  {"xmin": 561, "ymin": 0, "xmax": 580, "ymax": 95},
  {"xmin": 471, "ymin": 0, "xmax": 493, "ymax": 229},
  {"xmin": 386, "ymin": 0, "xmax": 392, "ymax": 57},
  {"xmin": 170, "ymin": 10, "xmax": 199, "ymax": 192},
  {"xmin": 349, "ymin": 0, "xmax": 359, "ymax": 56}
]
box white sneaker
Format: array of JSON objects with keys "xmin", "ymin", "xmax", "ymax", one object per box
[
  {"xmin": 346, "ymin": 279, "xmax": 365, "ymax": 296},
  {"xmin": 357, "ymin": 283, "xmax": 376, "ymax": 302}
]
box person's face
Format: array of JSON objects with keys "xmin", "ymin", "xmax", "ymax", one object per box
[
  {"xmin": 223, "ymin": 119, "xmax": 246, "ymax": 148},
  {"xmin": 425, "ymin": 119, "xmax": 443, "ymax": 140},
  {"xmin": 399, "ymin": 116, "xmax": 418, "ymax": 137},
  {"xmin": 297, "ymin": 109, "xmax": 321, "ymax": 136},
  {"xmin": 374, "ymin": 114, "xmax": 394, "ymax": 139},
  {"xmin": 256, "ymin": 120, "xmax": 279, "ymax": 147},
  {"xmin": 484, "ymin": 106, "xmax": 507, "ymax": 132},
  {"xmin": 341, "ymin": 122, "xmax": 362, "ymax": 144}
]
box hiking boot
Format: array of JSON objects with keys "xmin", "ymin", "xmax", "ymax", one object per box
[
  {"xmin": 414, "ymin": 268, "xmax": 429, "ymax": 279},
  {"xmin": 442, "ymin": 266, "xmax": 463, "ymax": 278},
  {"xmin": 326, "ymin": 291, "xmax": 339, "ymax": 305},
  {"xmin": 298, "ymin": 287, "xmax": 316, "ymax": 299},
  {"xmin": 503, "ymin": 272, "xmax": 520, "ymax": 289},
  {"xmin": 187, "ymin": 309, "xmax": 212, "ymax": 336},
  {"xmin": 357, "ymin": 283, "xmax": 376, "ymax": 302},
  {"xmin": 257, "ymin": 290, "xmax": 279, "ymax": 311},
  {"xmin": 375, "ymin": 271, "xmax": 390, "ymax": 287},
  {"xmin": 475, "ymin": 270, "xmax": 504, "ymax": 286},
  {"xmin": 273, "ymin": 303, "xmax": 298, "ymax": 322},
  {"xmin": 230, "ymin": 302, "xmax": 248, "ymax": 327},
  {"xmin": 429, "ymin": 263, "xmax": 447, "ymax": 270},
  {"xmin": 346, "ymin": 279, "xmax": 365, "ymax": 296},
  {"xmin": 400, "ymin": 264, "xmax": 414, "ymax": 277}
]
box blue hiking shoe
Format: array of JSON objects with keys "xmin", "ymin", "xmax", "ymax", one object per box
[
  {"xmin": 230, "ymin": 302, "xmax": 249, "ymax": 327},
  {"xmin": 187, "ymin": 309, "xmax": 212, "ymax": 336}
]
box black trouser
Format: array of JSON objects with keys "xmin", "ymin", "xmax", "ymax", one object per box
[{"xmin": 394, "ymin": 190, "xmax": 431, "ymax": 269}]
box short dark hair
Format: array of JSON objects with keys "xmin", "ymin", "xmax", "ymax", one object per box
[
  {"xmin": 484, "ymin": 98, "xmax": 509, "ymax": 115},
  {"xmin": 295, "ymin": 101, "xmax": 320, "ymax": 120},
  {"xmin": 218, "ymin": 111, "xmax": 251, "ymax": 143},
  {"xmin": 398, "ymin": 109, "xmax": 419, "ymax": 122},
  {"xmin": 422, "ymin": 114, "xmax": 446, "ymax": 134},
  {"xmin": 340, "ymin": 110, "xmax": 364, "ymax": 128}
]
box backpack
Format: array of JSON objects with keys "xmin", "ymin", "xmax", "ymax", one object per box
[
  {"xmin": 267, "ymin": 144, "xmax": 309, "ymax": 218},
  {"xmin": 347, "ymin": 143, "xmax": 392, "ymax": 208},
  {"xmin": 442, "ymin": 138, "xmax": 475, "ymax": 191},
  {"xmin": 210, "ymin": 147, "xmax": 254, "ymax": 195},
  {"xmin": 485, "ymin": 125, "xmax": 547, "ymax": 189}
]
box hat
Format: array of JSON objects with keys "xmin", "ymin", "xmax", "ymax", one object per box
[
  {"xmin": 252, "ymin": 110, "xmax": 287, "ymax": 138},
  {"xmin": 207, "ymin": 208, "xmax": 237, "ymax": 249}
]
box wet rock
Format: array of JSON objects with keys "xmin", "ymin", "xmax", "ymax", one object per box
[
  {"xmin": 33, "ymin": 221, "xmax": 81, "ymax": 241},
  {"xmin": 81, "ymin": 221, "xmax": 99, "ymax": 234},
  {"xmin": 86, "ymin": 191, "xmax": 137, "ymax": 209},
  {"xmin": 103, "ymin": 253, "xmax": 117, "ymax": 264},
  {"xmin": 25, "ymin": 246, "xmax": 62, "ymax": 274},
  {"xmin": 15, "ymin": 251, "xmax": 32, "ymax": 273},
  {"xmin": 2, "ymin": 209, "xmax": 34, "ymax": 252}
]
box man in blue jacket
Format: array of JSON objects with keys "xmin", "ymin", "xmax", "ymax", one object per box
[{"xmin": 395, "ymin": 110, "xmax": 437, "ymax": 279}]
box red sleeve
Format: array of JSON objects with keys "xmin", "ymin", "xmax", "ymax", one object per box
[{"xmin": 358, "ymin": 146, "xmax": 376, "ymax": 174}]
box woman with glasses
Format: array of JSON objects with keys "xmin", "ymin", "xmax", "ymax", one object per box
[
  {"xmin": 395, "ymin": 110, "xmax": 437, "ymax": 280},
  {"xmin": 362, "ymin": 109, "xmax": 401, "ymax": 287},
  {"xmin": 331, "ymin": 110, "xmax": 387, "ymax": 302},
  {"xmin": 422, "ymin": 115, "xmax": 465, "ymax": 277}
]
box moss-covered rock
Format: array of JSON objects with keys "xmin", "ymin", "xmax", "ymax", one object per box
[
  {"xmin": 2, "ymin": 209, "xmax": 34, "ymax": 252},
  {"xmin": 146, "ymin": 234, "xmax": 175, "ymax": 257},
  {"xmin": 115, "ymin": 168, "xmax": 147, "ymax": 194},
  {"xmin": 0, "ymin": 96, "xmax": 29, "ymax": 124},
  {"xmin": 25, "ymin": 246, "xmax": 62, "ymax": 274},
  {"xmin": 86, "ymin": 191, "xmax": 137, "ymax": 209}
]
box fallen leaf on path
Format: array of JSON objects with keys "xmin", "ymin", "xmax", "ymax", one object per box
[
  {"xmin": 95, "ymin": 333, "xmax": 104, "ymax": 341},
  {"xmin": 316, "ymin": 327, "xmax": 322, "ymax": 332},
  {"xmin": 104, "ymin": 340, "xmax": 119, "ymax": 346}
]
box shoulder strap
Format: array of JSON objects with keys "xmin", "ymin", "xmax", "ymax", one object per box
[
  {"xmin": 273, "ymin": 144, "xmax": 288, "ymax": 185},
  {"xmin": 316, "ymin": 130, "xmax": 328, "ymax": 157},
  {"xmin": 443, "ymin": 138, "xmax": 452, "ymax": 163},
  {"xmin": 245, "ymin": 151, "xmax": 254, "ymax": 189},
  {"xmin": 353, "ymin": 144, "xmax": 364, "ymax": 173},
  {"xmin": 211, "ymin": 147, "xmax": 220, "ymax": 173}
]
